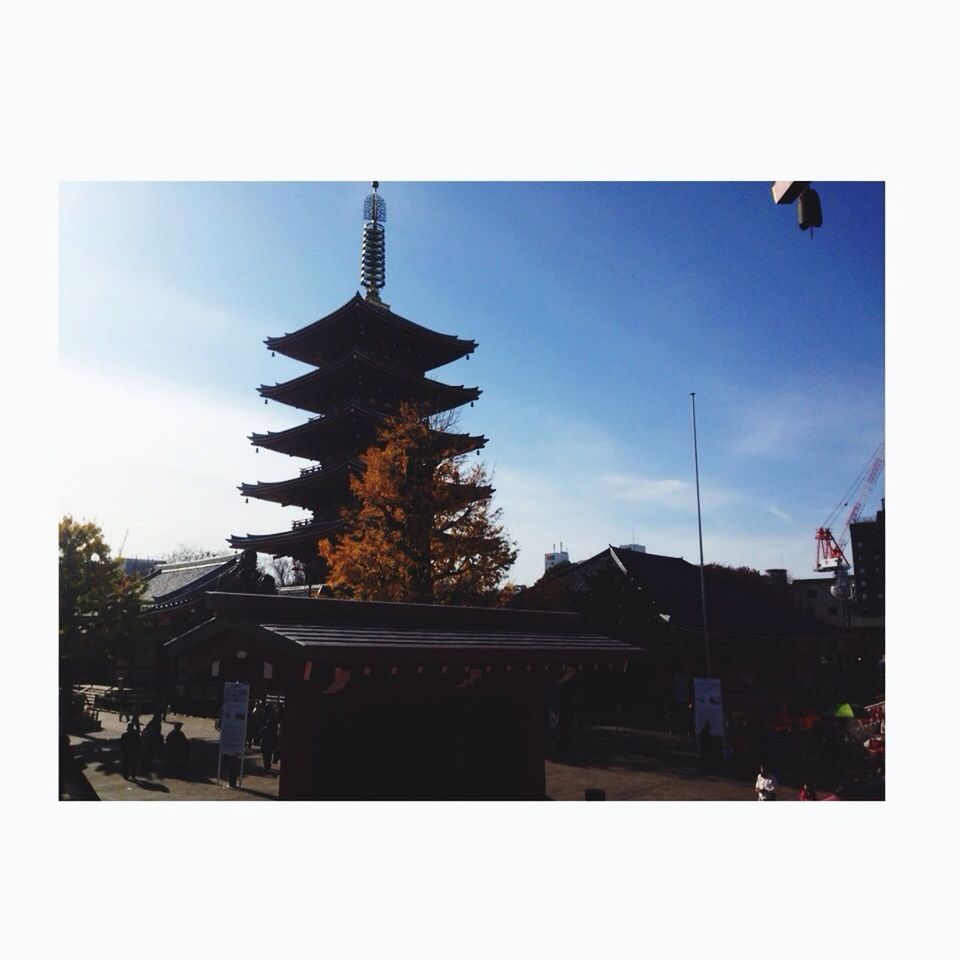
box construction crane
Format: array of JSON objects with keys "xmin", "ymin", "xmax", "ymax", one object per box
[{"xmin": 814, "ymin": 441, "xmax": 885, "ymax": 605}]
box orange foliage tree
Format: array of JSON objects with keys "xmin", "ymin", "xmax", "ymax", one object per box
[{"xmin": 319, "ymin": 404, "xmax": 517, "ymax": 604}]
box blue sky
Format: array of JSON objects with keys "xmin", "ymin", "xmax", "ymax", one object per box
[{"xmin": 59, "ymin": 181, "xmax": 884, "ymax": 585}]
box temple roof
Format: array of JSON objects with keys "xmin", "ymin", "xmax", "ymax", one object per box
[
  {"xmin": 265, "ymin": 294, "xmax": 476, "ymax": 372},
  {"xmin": 259, "ymin": 350, "xmax": 481, "ymax": 417},
  {"xmin": 164, "ymin": 591, "xmax": 644, "ymax": 667},
  {"xmin": 516, "ymin": 545, "xmax": 847, "ymax": 641},
  {"xmin": 141, "ymin": 554, "xmax": 242, "ymax": 609},
  {"xmin": 249, "ymin": 401, "xmax": 486, "ymax": 460},
  {"xmin": 227, "ymin": 518, "xmax": 346, "ymax": 558}
]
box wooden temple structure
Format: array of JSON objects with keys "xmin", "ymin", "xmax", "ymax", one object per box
[
  {"xmin": 229, "ymin": 184, "xmax": 485, "ymax": 577},
  {"xmin": 165, "ymin": 591, "xmax": 642, "ymax": 799}
]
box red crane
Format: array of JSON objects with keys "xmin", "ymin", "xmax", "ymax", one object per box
[{"xmin": 815, "ymin": 441, "xmax": 885, "ymax": 575}]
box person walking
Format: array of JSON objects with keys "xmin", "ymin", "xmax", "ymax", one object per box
[
  {"xmin": 755, "ymin": 763, "xmax": 778, "ymax": 801},
  {"xmin": 259, "ymin": 717, "xmax": 279, "ymax": 775},
  {"xmin": 140, "ymin": 713, "xmax": 163, "ymax": 774},
  {"xmin": 120, "ymin": 722, "xmax": 141, "ymax": 781}
]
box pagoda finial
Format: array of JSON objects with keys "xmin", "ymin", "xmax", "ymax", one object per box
[{"xmin": 361, "ymin": 181, "xmax": 387, "ymax": 304}]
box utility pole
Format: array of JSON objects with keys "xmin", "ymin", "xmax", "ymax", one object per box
[{"xmin": 690, "ymin": 393, "xmax": 711, "ymax": 678}]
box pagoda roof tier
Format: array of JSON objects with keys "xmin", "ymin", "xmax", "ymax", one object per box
[
  {"xmin": 240, "ymin": 458, "xmax": 362, "ymax": 510},
  {"xmin": 265, "ymin": 294, "xmax": 476, "ymax": 372},
  {"xmin": 228, "ymin": 518, "xmax": 346, "ymax": 558},
  {"xmin": 250, "ymin": 402, "xmax": 487, "ymax": 460},
  {"xmin": 259, "ymin": 350, "xmax": 481, "ymax": 417}
]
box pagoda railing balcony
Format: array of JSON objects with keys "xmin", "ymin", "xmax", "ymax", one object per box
[
  {"xmin": 299, "ymin": 464, "xmax": 324, "ymax": 477},
  {"xmin": 291, "ymin": 519, "xmax": 314, "ymax": 530}
]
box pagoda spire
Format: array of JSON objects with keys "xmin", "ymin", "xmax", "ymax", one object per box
[{"xmin": 361, "ymin": 181, "xmax": 387, "ymax": 304}]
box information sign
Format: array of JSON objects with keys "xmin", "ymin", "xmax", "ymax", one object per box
[
  {"xmin": 693, "ymin": 677, "xmax": 725, "ymax": 740},
  {"xmin": 218, "ymin": 682, "xmax": 250, "ymax": 759}
]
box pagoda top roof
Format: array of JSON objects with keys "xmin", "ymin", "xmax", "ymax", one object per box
[{"xmin": 265, "ymin": 294, "xmax": 477, "ymax": 370}]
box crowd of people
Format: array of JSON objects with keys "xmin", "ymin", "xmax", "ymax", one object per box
[
  {"xmin": 118, "ymin": 712, "xmax": 191, "ymax": 781},
  {"xmin": 115, "ymin": 696, "xmax": 285, "ymax": 785}
]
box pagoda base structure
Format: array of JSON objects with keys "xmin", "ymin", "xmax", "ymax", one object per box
[{"xmin": 164, "ymin": 592, "xmax": 642, "ymax": 800}]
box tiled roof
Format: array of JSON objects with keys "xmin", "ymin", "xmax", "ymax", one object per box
[
  {"xmin": 141, "ymin": 554, "xmax": 242, "ymax": 607},
  {"xmin": 164, "ymin": 591, "xmax": 643, "ymax": 665}
]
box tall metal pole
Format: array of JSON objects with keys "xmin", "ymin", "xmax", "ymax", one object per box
[{"xmin": 690, "ymin": 393, "xmax": 711, "ymax": 678}]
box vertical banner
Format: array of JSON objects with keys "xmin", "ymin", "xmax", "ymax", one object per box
[
  {"xmin": 693, "ymin": 677, "xmax": 725, "ymax": 742},
  {"xmin": 218, "ymin": 682, "xmax": 250, "ymax": 785}
]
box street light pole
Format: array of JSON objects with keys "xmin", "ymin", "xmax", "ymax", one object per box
[{"xmin": 690, "ymin": 392, "xmax": 711, "ymax": 678}]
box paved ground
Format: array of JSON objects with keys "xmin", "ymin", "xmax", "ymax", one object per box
[
  {"xmin": 68, "ymin": 711, "xmax": 280, "ymax": 801},
  {"xmin": 69, "ymin": 712, "xmax": 793, "ymax": 801},
  {"xmin": 545, "ymin": 727, "xmax": 792, "ymax": 800}
]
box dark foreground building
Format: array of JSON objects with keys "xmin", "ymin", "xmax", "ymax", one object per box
[{"xmin": 164, "ymin": 592, "xmax": 641, "ymax": 799}]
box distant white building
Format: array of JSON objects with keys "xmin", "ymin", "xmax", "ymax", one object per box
[
  {"xmin": 545, "ymin": 542, "xmax": 570, "ymax": 572},
  {"xmin": 617, "ymin": 544, "xmax": 646, "ymax": 554}
]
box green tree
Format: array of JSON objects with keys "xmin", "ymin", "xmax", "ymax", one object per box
[
  {"xmin": 59, "ymin": 516, "xmax": 146, "ymax": 661},
  {"xmin": 319, "ymin": 404, "xmax": 517, "ymax": 604}
]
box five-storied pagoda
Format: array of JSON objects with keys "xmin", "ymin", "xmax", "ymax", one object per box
[{"xmin": 229, "ymin": 183, "xmax": 486, "ymax": 580}]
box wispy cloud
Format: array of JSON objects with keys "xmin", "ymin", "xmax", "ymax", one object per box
[
  {"xmin": 727, "ymin": 385, "xmax": 883, "ymax": 462},
  {"xmin": 599, "ymin": 473, "xmax": 690, "ymax": 506}
]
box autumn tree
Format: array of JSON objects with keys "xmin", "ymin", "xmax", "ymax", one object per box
[
  {"xmin": 319, "ymin": 404, "xmax": 517, "ymax": 604},
  {"xmin": 60, "ymin": 516, "xmax": 147, "ymax": 659}
]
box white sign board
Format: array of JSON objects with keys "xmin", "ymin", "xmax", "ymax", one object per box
[
  {"xmin": 693, "ymin": 677, "xmax": 725, "ymax": 739},
  {"xmin": 218, "ymin": 682, "xmax": 250, "ymax": 758}
]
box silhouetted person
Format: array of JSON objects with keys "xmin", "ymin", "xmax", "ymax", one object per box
[
  {"xmin": 698, "ymin": 721, "xmax": 714, "ymax": 769},
  {"xmin": 248, "ymin": 700, "xmax": 265, "ymax": 747},
  {"xmin": 120, "ymin": 722, "xmax": 140, "ymax": 780},
  {"xmin": 165, "ymin": 722, "xmax": 189, "ymax": 778},
  {"xmin": 798, "ymin": 781, "xmax": 818, "ymax": 801},
  {"xmin": 259, "ymin": 718, "xmax": 279, "ymax": 774},
  {"xmin": 141, "ymin": 714, "xmax": 163, "ymax": 774},
  {"xmin": 226, "ymin": 754, "xmax": 241, "ymax": 788}
]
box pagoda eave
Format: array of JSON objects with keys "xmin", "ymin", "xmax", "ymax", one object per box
[
  {"xmin": 257, "ymin": 350, "xmax": 482, "ymax": 415},
  {"xmin": 239, "ymin": 460, "xmax": 361, "ymax": 508},
  {"xmin": 227, "ymin": 518, "xmax": 346, "ymax": 557},
  {"xmin": 260, "ymin": 376, "xmax": 482, "ymax": 418}
]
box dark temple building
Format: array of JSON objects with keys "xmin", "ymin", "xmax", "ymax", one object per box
[{"xmin": 228, "ymin": 184, "xmax": 485, "ymax": 574}]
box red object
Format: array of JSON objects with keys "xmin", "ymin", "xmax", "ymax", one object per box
[
  {"xmin": 815, "ymin": 526, "xmax": 849, "ymax": 571},
  {"xmin": 814, "ymin": 443, "xmax": 884, "ymax": 571}
]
